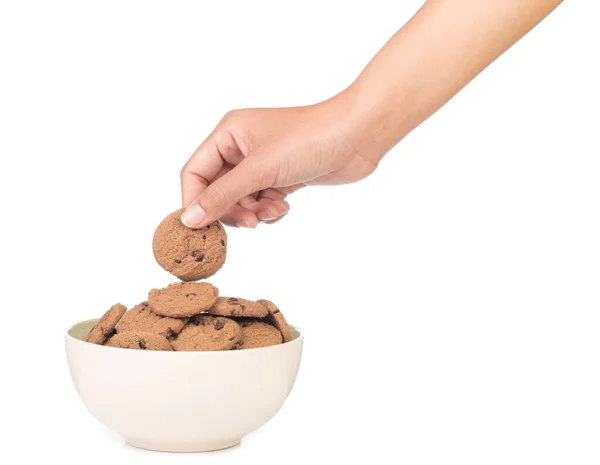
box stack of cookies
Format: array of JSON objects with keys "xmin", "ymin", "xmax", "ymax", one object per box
[{"xmin": 84, "ymin": 209, "xmax": 292, "ymax": 351}]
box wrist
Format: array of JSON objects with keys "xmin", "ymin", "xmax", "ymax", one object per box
[{"xmin": 335, "ymin": 80, "xmax": 414, "ymax": 163}]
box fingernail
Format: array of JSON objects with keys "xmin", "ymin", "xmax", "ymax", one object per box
[
  {"xmin": 258, "ymin": 208, "xmax": 289, "ymax": 222},
  {"xmin": 236, "ymin": 219, "xmax": 255, "ymax": 229},
  {"xmin": 181, "ymin": 203, "xmax": 207, "ymax": 228}
]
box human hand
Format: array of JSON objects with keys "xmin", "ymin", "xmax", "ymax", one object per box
[
  {"xmin": 180, "ymin": 92, "xmax": 382, "ymax": 229},
  {"xmin": 181, "ymin": 0, "xmax": 562, "ymax": 231}
]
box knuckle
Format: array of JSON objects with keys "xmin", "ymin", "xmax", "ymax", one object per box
[
  {"xmin": 220, "ymin": 109, "xmax": 239, "ymax": 126},
  {"xmin": 180, "ymin": 164, "xmax": 189, "ymax": 181},
  {"xmin": 220, "ymin": 108, "xmax": 251, "ymax": 129},
  {"xmin": 213, "ymin": 128, "xmax": 231, "ymax": 150}
]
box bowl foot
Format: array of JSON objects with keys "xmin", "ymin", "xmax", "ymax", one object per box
[{"xmin": 126, "ymin": 437, "xmax": 241, "ymax": 453}]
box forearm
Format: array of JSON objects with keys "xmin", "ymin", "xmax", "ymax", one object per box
[
  {"xmin": 344, "ymin": 0, "xmax": 563, "ymax": 159},
  {"xmin": 179, "ymin": 0, "xmax": 564, "ymax": 228}
]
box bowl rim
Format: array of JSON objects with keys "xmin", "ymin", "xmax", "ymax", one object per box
[{"xmin": 65, "ymin": 318, "xmax": 303, "ymax": 355}]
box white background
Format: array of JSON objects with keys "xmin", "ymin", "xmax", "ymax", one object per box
[{"xmin": 1, "ymin": 1, "xmax": 599, "ymax": 463}]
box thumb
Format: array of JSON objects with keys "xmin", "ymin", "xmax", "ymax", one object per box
[{"xmin": 181, "ymin": 157, "xmax": 272, "ymax": 229}]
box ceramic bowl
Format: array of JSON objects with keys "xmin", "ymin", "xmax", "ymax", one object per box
[{"xmin": 65, "ymin": 319, "xmax": 303, "ymax": 452}]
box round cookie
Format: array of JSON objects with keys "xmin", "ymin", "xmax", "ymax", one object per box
[
  {"xmin": 233, "ymin": 321, "xmax": 283, "ymax": 350},
  {"xmin": 208, "ymin": 297, "xmax": 268, "ymax": 318},
  {"xmin": 148, "ymin": 282, "xmax": 219, "ymax": 318},
  {"xmin": 153, "ymin": 209, "xmax": 227, "ymax": 281},
  {"xmin": 105, "ymin": 331, "xmax": 172, "ymax": 351},
  {"xmin": 257, "ymin": 299, "xmax": 293, "ymax": 343},
  {"xmin": 117, "ymin": 302, "xmax": 188, "ymax": 338},
  {"xmin": 84, "ymin": 303, "xmax": 127, "ymax": 345},
  {"xmin": 171, "ymin": 315, "xmax": 241, "ymax": 351}
]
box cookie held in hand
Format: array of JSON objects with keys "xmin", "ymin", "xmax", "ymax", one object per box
[{"xmin": 153, "ymin": 209, "xmax": 227, "ymax": 281}]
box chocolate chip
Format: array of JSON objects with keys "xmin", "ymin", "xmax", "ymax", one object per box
[
  {"xmin": 221, "ymin": 239, "xmax": 225, "ymax": 246},
  {"xmin": 214, "ymin": 319, "xmax": 225, "ymax": 330},
  {"xmin": 139, "ymin": 339, "xmax": 147, "ymax": 350},
  {"xmin": 185, "ymin": 292, "xmax": 197, "ymax": 298},
  {"xmin": 215, "ymin": 223, "xmax": 221, "ymax": 230},
  {"xmin": 202, "ymin": 235, "xmax": 206, "ymax": 240},
  {"xmin": 273, "ymin": 309, "xmax": 281, "ymax": 314},
  {"xmin": 175, "ymin": 259, "xmax": 182, "ymax": 264},
  {"xmin": 191, "ymin": 249, "xmax": 204, "ymax": 262},
  {"xmin": 228, "ymin": 336, "xmax": 235, "ymax": 341},
  {"xmin": 229, "ymin": 297, "xmax": 239, "ymax": 302},
  {"xmin": 238, "ymin": 341, "xmax": 244, "ymax": 347}
]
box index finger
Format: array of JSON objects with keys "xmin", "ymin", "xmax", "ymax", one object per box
[{"xmin": 180, "ymin": 127, "xmax": 245, "ymax": 207}]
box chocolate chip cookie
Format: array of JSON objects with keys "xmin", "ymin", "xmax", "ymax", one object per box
[
  {"xmin": 84, "ymin": 303, "xmax": 127, "ymax": 345},
  {"xmin": 208, "ymin": 297, "xmax": 268, "ymax": 318},
  {"xmin": 171, "ymin": 315, "xmax": 241, "ymax": 351},
  {"xmin": 257, "ymin": 299, "xmax": 293, "ymax": 343},
  {"xmin": 117, "ymin": 301, "xmax": 187, "ymax": 338},
  {"xmin": 234, "ymin": 320, "xmax": 283, "ymax": 350},
  {"xmin": 153, "ymin": 209, "xmax": 227, "ymax": 281},
  {"xmin": 148, "ymin": 282, "xmax": 219, "ymax": 318},
  {"xmin": 105, "ymin": 330, "xmax": 173, "ymax": 351}
]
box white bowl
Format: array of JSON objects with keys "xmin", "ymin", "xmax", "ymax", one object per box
[{"xmin": 65, "ymin": 319, "xmax": 303, "ymax": 452}]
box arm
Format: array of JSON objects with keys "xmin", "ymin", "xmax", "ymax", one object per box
[
  {"xmin": 181, "ymin": 0, "xmax": 563, "ymax": 229},
  {"xmin": 345, "ymin": 0, "xmax": 564, "ymax": 159}
]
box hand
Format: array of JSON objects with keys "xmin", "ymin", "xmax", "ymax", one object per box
[
  {"xmin": 181, "ymin": 0, "xmax": 562, "ymax": 230},
  {"xmin": 180, "ymin": 93, "xmax": 381, "ymax": 229}
]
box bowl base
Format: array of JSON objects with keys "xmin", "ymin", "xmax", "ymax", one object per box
[{"xmin": 126, "ymin": 436, "xmax": 241, "ymax": 453}]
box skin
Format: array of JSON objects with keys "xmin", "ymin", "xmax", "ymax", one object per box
[{"xmin": 181, "ymin": 0, "xmax": 564, "ymax": 229}]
